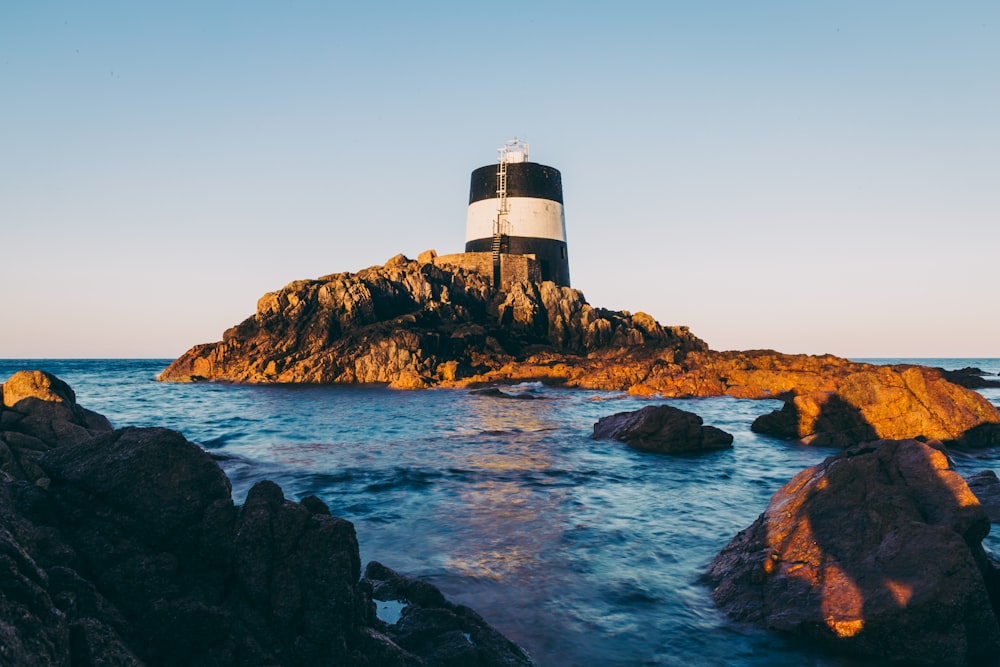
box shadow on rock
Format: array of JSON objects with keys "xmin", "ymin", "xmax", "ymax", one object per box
[
  {"xmin": 706, "ymin": 439, "xmax": 1000, "ymax": 665},
  {"xmin": 751, "ymin": 393, "xmax": 879, "ymax": 448},
  {"xmin": 750, "ymin": 365, "xmax": 1000, "ymax": 448}
]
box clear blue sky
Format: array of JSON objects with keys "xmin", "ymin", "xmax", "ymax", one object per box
[{"xmin": 2, "ymin": 1, "xmax": 997, "ymax": 359}]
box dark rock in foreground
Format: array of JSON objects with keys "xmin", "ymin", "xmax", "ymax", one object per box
[
  {"xmin": 593, "ymin": 404, "xmax": 733, "ymax": 454},
  {"xmin": 0, "ymin": 370, "xmax": 533, "ymax": 666},
  {"xmin": 705, "ymin": 439, "xmax": 1000, "ymax": 666}
]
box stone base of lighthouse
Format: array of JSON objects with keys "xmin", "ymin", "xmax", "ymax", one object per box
[{"xmin": 418, "ymin": 250, "xmax": 542, "ymax": 290}]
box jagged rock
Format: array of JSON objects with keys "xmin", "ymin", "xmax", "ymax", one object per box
[
  {"xmin": 706, "ymin": 439, "xmax": 1000, "ymax": 666},
  {"xmin": 158, "ymin": 255, "xmax": 708, "ymax": 387},
  {"xmin": 592, "ymin": 405, "xmax": 733, "ymax": 454},
  {"xmin": 0, "ymin": 371, "xmax": 532, "ymax": 666},
  {"xmin": 157, "ymin": 257, "xmax": 1000, "ymax": 445}
]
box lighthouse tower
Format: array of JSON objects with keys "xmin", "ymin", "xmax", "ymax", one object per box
[{"xmin": 465, "ymin": 139, "xmax": 570, "ymax": 286}]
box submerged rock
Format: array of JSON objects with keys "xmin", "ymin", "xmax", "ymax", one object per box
[
  {"xmin": 939, "ymin": 366, "xmax": 1000, "ymax": 389},
  {"xmin": 0, "ymin": 371, "xmax": 533, "ymax": 666},
  {"xmin": 363, "ymin": 561, "xmax": 534, "ymax": 666},
  {"xmin": 705, "ymin": 439, "xmax": 1000, "ymax": 666},
  {"xmin": 592, "ymin": 404, "xmax": 733, "ymax": 454},
  {"xmin": 469, "ymin": 387, "xmax": 547, "ymax": 400}
]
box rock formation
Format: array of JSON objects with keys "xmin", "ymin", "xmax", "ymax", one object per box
[
  {"xmin": 0, "ymin": 370, "xmax": 533, "ymax": 666},
  {"xmin": 158, "ymin": 254, "xmax": 1000, "ymax": 447},
  {"xmin": 705, "ymin": 439, "xmax": 1000, "ymax": 666},
  {"xmin": 592, "ymin": 404, "xmax": 733, "ymax": 454},
  {"xmin": 157, "ymin": 253, "xmax": 707, "ymax": 387},
  {"xmin": 748, "ymin": 363, "xmax": 999, "ymax": 448}
]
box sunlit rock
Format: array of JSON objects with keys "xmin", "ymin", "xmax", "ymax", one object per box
[
  {"xmin": 157, "ymin": 256, "xmax": 1000, "ymax": 444},
  {"xmin": 0, "ymin": 370, "xmax": 113, "ymax": 482},
  {"xmin": 706, "ymin": 439, "xmax": 1000, "ymax": 665},
  {"xmin": 157, "ymin": 255, "xmax": 708, "ymax": 387},
  {"xmin": 750, "ymin": 365, "xmax": 1000, "ymax": 447}
]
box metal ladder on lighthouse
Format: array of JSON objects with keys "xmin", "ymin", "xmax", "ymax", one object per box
[{"xmin": 492, "ymin": 156, "xmax": 510, "ymax": 286}]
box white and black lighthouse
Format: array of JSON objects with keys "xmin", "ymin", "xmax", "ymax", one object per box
[{"xmin": 465, "ymin": 139, "xmax": 570, "ymax": 287}]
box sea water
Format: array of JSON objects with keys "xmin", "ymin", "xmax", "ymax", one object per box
[{"xmin": 2, "ymin": 358, "xmax": 999, "ymax": 666}]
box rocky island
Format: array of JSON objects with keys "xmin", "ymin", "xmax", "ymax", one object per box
[{"xmin": 160, "ymin": 253, "xmax": 1000, "ymax": 449}]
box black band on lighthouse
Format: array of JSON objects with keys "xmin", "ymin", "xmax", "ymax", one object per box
[{"xmin": 468, "ymin": 162, "xmax": 563, "ymax": 205}]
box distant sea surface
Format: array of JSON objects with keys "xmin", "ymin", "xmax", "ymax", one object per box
[{"xmin": 2, "ymin": 358, "xmax": 999, "ymax": 666}]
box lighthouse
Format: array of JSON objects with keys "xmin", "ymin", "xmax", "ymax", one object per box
[{"xmin": 465, "ymin": 139, "xmax": 571, "ymax": 287}]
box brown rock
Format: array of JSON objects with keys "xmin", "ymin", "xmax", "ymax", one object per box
[
  {"xmin": 593, "ymin": 404, "xmax": 733, "ymax": 454},
  {"xmin": 706, "ymin": 439, "xmax": 1000, "ymax": 665},
  {"xmin": 158, "ymin": 255, "xmax": 707, "ymax": 387},
  {"xmin": 751, "ymin": 365, "xmax": 999, "ymax": 447},
  {"xmin": 389, "ymin": 370, "xmax": 428, "ymax": 390}
]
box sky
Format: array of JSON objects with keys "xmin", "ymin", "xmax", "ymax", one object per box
[{"xmin": 1, "ymin": 1, "xmax": 997, "ymax": 359}]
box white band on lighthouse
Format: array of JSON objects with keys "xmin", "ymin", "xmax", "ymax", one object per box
[{"xmin": 465, "ymin": 198, "xmax": 566, "ymax": 244}]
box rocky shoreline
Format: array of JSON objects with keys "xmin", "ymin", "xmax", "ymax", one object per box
[
  {"xmin": 160, "ymin": 254, "xmax": 1000, "ymax": 450},
  {"xmin": 90, "ymin": 254, "xmax": 1000, "ymax": 664},
  {"xmin": 0, "ymin": 370, "xmax": 534, "ymax": 666}
]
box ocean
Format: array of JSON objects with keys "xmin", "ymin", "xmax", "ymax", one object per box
[{"xmin": 2, "ymin": 358, "xmax": 999, "ymax": 666}]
